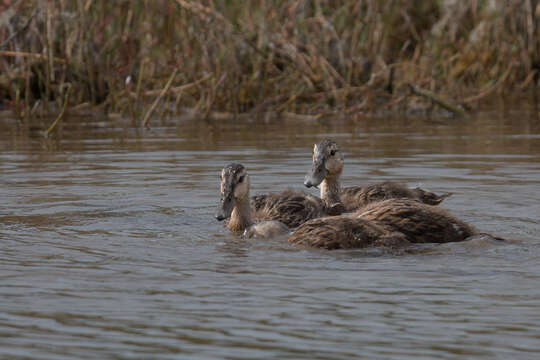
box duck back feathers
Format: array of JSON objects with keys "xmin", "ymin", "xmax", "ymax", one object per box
[
  {"xmin": 288, "ymin": 215, "xmax": 410, "ymax": 250},
  {"xmin": 357, "ymin": 199, "xmax": 476, "ymax": 244},
  {"xmin": 251, "ymin": 189, "xmax": 328, "ymax": 228},
  {"xmin": 340, "ymin": 181, "xmax": 451, "ymax": 212},
  {"xmin": 288, "ymin": 198, "xmax": 477, "ymax": 250}
]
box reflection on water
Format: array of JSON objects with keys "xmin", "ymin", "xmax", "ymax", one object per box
[{"xmin": 1, "ymin": 111, "xmax": 540, "ymax": 359}]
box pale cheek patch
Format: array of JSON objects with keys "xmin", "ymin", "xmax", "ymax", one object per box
[
  {"xmin": 234, "ymin": 183, "xmax": 245, "ymax": 198},
  {"xmin": 326, "ymin": 159, "xmax": 341, "ymax": 173}
]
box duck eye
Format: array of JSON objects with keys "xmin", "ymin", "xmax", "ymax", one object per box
[
  {"xmin": 238, "ymin": 175, "xmax": 245, "ymax": 183},
  {"xmin": 330, "ymin": 150, "xmax": 336, "ymax": 156}
]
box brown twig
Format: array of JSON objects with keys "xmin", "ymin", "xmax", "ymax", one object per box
[
  {"xmin": 130, "ymin": 74, "xmax": 211, "ymax": 98},
  {"xmin": 408, "ymin": 84, "xmax": 466, "ymax": 117},
  {"xmin": 141, "ymin": 69, "xmax": 178, "ymax": 128},
  {"xmin": 44, "ymin": 84, "xmax": 72, "ymax": 137},
  {"xmin": 0, "ymin": 50, "xmax": 66, "ymax": 64},
  {"xmin": 462, "ymin": 62, "xmax": 517, "ymax": 104},
  {"xmin": 519, "ymin": 70, "xmax": 537, "ymax": 90}
]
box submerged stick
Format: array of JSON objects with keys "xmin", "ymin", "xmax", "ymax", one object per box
[
  {"xmin": 44, "ymin": 84, "xmax": 72, "ymax": 137},
  {"xmin": 141, "ymin": 69, "xmax": 178, "ymax": 128},
  {"xmin": 407, "ymin": 84, "xmax": 466, "ymax": 117}
]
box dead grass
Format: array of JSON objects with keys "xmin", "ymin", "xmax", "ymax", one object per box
[{"xmin": 0, "ymin": 0, "xmax": 538, "ymax": 125}]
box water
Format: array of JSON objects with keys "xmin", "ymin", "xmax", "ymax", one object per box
[{"xmin": 1, "ymin": 111, "xmax": 539, "ymax": 359}]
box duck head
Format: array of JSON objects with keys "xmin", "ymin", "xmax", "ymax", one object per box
[
  {"xmin": 304, "ymin": 139, "xmax": 344, "ymax": 188},
  {"xmin": 216, "ymin": 163, "xmax": 250, "ymax": 221}
]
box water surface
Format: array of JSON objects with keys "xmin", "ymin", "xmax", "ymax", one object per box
[{"xmin": 1, "ymin": 112, "xmax": 539, "ymax": 359}]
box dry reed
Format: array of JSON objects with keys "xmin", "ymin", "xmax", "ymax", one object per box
[{"xmin": 0, "ymin": 0, "xmax": 538, "ymax": 124}]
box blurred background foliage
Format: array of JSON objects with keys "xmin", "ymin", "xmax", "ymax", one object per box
[{"xmin": 0, "ymin": 0, "xmax": 539, "ymax": 120}]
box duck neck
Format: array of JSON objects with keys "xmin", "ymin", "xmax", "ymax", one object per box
[
  {"xmin": 320, "ymin": 173, "xmax": 342, "ymax": 206},
  {"xmin": 228, "ymin": 195, "xmax": 253, "ymax": 234}
]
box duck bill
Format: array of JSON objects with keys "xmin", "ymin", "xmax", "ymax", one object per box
[
  {"xmin": 215, "ymin": 194, "xmax": 235, "ymax": 221},
  {"xmin": 304, "ymin": 159, "xmax": 328, "ymax": 188}
]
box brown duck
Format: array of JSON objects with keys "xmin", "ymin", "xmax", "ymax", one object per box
[
  {"xmin": 303, "ymin": 139, "xmax": 451, "ymax": 213},
  {"xmin": 289, "ymin": 199, "xmax": 478, "ymax": 250},
  {"xmin": 215, "ymin": 163, "xmax": 327, "ymax": 238}
]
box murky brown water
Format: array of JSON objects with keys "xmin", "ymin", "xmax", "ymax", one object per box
[{"xmin": 1, "ymin": 111, "xmax": 539, "ymax": 359}]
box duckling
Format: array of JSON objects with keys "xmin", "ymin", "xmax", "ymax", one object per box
[
  {"xmin": 215, "ymin": 163, "xmax": 326, "ymax": 238},
  {"xmin": 304, "ymin": 139, "xmax": 451, "ymax": 212},
  {"xmin": 216, "ymin": 163, "xmax": 289, "ymax": 238},
  {"xmin": 356, "ymin": 199, "xmax": 477, "ymax": 244},
  {"xmin": 288, "ymin": 199, "xmax": 478, "ymax": 249}
]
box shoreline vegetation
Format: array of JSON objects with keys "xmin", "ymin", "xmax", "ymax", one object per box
[{"xmin": 1, "ymin": 0, "xmax": 539, "ymax": 129}]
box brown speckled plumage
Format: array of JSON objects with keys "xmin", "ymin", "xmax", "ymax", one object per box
[
  {"xmin": 357, "ymin": 199, "xmax": 477, "ymax": 244},
  {"xmin": 288, "ymin": 215, "xmax": 410, "ymax": 250},
  {"xmin": 251, "ymin": 190, "xmax": 327, "ymax": 228},
  {"xmin": 288, "ymin": 198, "xmax": 477, "ymax": 249},
  {"xmin": 340, "ymin": 181, "xmax": 451, "ymax": 212}
]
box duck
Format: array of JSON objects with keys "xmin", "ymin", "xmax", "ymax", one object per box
[
  {"xmin": 215, "ymin": 163, "xmax": 327, "ymax": 238},
  {"xmin": 303, "ymin": 139, "xmax": 451, "ymax": 212},
  {"xmin": 288, "ymin": 199, "xmax": 478, "ymax": 249}
]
